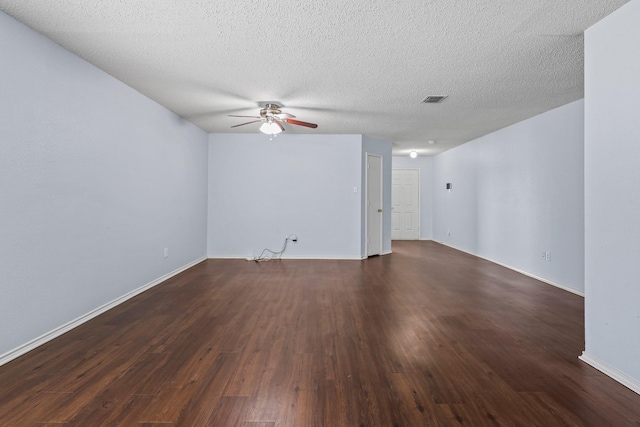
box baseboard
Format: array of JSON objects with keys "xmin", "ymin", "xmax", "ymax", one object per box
[
  {"xmin": 436, "ymin": 242, "xmax": 585, "ymax": 297},
  {"xmin": 0, "ymin": 256, "xmax": 207, "ymax": 368},
  {"xmin": 579, "ymin": 352, "xmax": 640, "ymax": 396},
  {"xmin": 211, "ymin": 256, "xmax": 365, "ymax": 261}
]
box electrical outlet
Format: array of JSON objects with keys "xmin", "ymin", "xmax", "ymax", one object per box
[
  {"xmin": 545, "ymin": 251, "xmax": 550, "ymax": 261},
  {"xmin": 164, "ymin": 248, "xmax": 169, "ymax": 258}
]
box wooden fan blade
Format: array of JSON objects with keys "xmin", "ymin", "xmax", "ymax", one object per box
[
  {"xmin": 231, "ymin": 119, "xmax": 263, "ymax": 128},
  {"xmin": 284, "ymin": 119, "xmax": 318, "ymax": 128},
  {"xmin": 228, "ymin": 115, "xmax": 261, "ymax": 118},
  {"xmin": 276, "ymin": 121, "xmax": 285, "ymax": 132}
]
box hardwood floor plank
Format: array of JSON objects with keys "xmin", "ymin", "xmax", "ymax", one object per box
[
  {"xmin": 239, "ymin": 423, "xmax": 275, "ymax": 427},
  {"xmin": 146, "ymin": 351, "xmax": 241, "ymax": 424},
  {"xmin": 1, "ymin": 241, "xmax": 640, "ymax": 426},
  {"xmin": 206, "ymin": 396, "xmax": 253, "ymax": 425}
]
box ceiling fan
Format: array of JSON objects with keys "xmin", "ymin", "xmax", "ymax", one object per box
[{"xmin": 229, "ymin": 103, "xmax": 318, "ymax": 135}]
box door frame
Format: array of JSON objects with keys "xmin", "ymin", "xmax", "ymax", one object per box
[
  {"xmin": 366, "ymin": 153, "xmax": 383, "ymax": 257},
  {"xmin": 391, "ymin": 168, "xmax": 421, "ymax": 240}
]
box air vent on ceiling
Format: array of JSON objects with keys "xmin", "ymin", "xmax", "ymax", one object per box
[{"xmin": 421, "ymin": 95, "xmax": 448, "ymax": 104}]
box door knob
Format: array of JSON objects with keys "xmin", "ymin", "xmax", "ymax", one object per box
[{"xmin": 377, "ymin": 209, "xmax": 383, "ymax": 212}]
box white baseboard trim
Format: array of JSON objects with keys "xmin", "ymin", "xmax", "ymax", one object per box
[
  {"xmin": 381, "ymin": 250, "xmax": 392, "ymax": 255},
  {"xmin": 391, "ymin": 238, "xmax": 432, "ymax": 241},
  {"xmin": 579, "ymin": 352, "xmax": 640, "ymax": 396},
  {"xmin": 210, "ymin": 256, "xmax": 365, "ymax": 261},
  {"xmin": 0, "ymin": 256, "xmax": 207, "ymax": 368},
  {"xmin": 436, "ymin": 242, "xmax": 585, "ymax": 297}
]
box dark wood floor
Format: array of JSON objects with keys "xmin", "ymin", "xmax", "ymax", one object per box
[{"xmin": 1, "ymin": 241, "xmax": 639, "ymax": 426}]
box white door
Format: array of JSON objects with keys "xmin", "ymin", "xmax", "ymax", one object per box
[
  {"xmin": 392, "ymin": 169, "xmax": 420, "ymax": 240},
  {"xmin": 367, "ymin": 154, "xmax": 383, "ymax": 256}
]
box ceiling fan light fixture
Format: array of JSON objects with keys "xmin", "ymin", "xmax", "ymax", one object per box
[
  {"xmin": 260, "ymin": 121, "xmax": 283, "ymax": 135},
  {"xmin": 410, "ymin": 150, "xmax": 418, "ymax": 158},
  {"xmin": 231, "ymin": 104, "xmax": 317, "ymax": 134}
]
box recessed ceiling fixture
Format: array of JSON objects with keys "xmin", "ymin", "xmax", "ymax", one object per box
[
  {"xmin": 410, "ymin": 151, "xmax": 418, "ymax": 158},
  {"xmin": 421, "ymin": 96, "xmax": 448, "ymax": 104}
]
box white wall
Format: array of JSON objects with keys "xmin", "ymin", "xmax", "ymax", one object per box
[
  {"xmin": 362, "ymin": 135, "xmax": 393, "ymax": 256},
  {"xmin": 0, "ymin": 12, "xmax": 209, "ymax": 359},
  {"xmin": 392, "ymin": 156, "xmax": 434, "ymax": 240},
  {"xmin": 433, "ymin": 100, "xmax": 585, "ymax": 294},
  {"xmin": 208, "ymin": 133, "xmax": 364, "ymax": 259},
  {"xmin": 583, "ymin": 0, "xmax": 640, "ymax": 390}
]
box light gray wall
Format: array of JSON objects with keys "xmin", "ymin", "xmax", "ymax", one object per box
[
  {"xmin": 392, "ymin": 156, "xmax": 434, "ymax": 240},
  {"xmin": 0, "ymin": 12, "xmax": 209, "ymax": 357},
  {"xmin": 584, "ymin": 0, "xmax": 640, "ymax": 385},
  {"xmin": 362, "ymin": 135, "xmax": 393, "ymax": 256},
  {"xmin": 433, "ymin": 100, "xmax": 585, "ymax": 294},
  {"xmin": 208, "ymin": 133, "xmax": 364, "ymax": 259}
]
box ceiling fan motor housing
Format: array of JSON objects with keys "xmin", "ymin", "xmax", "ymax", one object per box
[{"xmin": 260, "ymin": 104, "xmax": 281, "ymax": 118}]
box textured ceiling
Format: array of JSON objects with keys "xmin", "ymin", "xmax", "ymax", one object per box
[{"xmin": 0, "ymin": 0, "xmax": 629, "ymax": 155}]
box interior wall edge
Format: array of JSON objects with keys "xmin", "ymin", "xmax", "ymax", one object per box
[
  {"xmin": 579, "ymin": 352, "xmax": 640, "ymax": 396},
  {"xmin": 0, "ymin": 256, "xmax": 207, "ymax": 368},
  {"xmin": 435, "ymin": 241, "xmax": 585, "ymax": 297}
]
